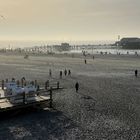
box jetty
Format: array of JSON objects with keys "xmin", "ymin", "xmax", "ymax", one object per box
[{"xmin": 0, "ymin": 79, "xmax": 63, "ymax": 113}]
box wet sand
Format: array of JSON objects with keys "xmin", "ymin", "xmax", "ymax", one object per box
[{"xmin": 0, "ymin": 53, "xmax": 140, "ymax": 139}]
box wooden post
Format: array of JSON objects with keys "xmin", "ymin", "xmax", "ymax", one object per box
[
  {"xmin": 45, "ymin": 80, "xmax": 49, "ymax": 90},
  {"xmin": 57, "ymin": 81, "xmax": 59, "ymax": 89},
  {"xmin": 21, "ymin": 77, "xmax": 26, "ymax": 87},
  {"xmin": 32, "ymin": 81, "xmax": 35, "ymax": 86},
  {"xmin": 47, "ymin": 80, "xmax": 49, "ymax": 87},
  {"xmin": 16, "ymin": 80, "xmax": 20, "ymax": 87},
  {"xmin": 45, "ymin": 81, "xmax": 47, "ymax": 90},
  {"xmin": 21, "ymin": 79, "xmax": 24, "ymax": 87},
  {"xmin": 24, "ymin": 80, "xmax": 27, "ymax": 86},
  {"xmin": 2, "ymin": 80, "xmax": 4, "ymax": 90},
  {"xmin": 6, "ymin": 79, "xmax": 8, "ymax": 83},
  {"xmin": 23, "ymin": 92, "xmax": 26, "ymax": 104},
  {"xmin": 37, "ymin": 85, "xmax": 40, "ymax": 91},
  {"xmin": 50, "ymin": 87, "xmax": 52, "ymax": 108},
  {"xmin": 12, "ymin": 77, "xmax": 15, "ymax": 82},
  {"xmin": 30, "ymin": 81, "xmax": 34, "ymax": 86},
  {"xmin": 49, "ymin": 69, "xmax": 52, "ymax": 77},
  {"xmin": 35, "ymin": 80, "xmax": 37, "ymax": 88}
]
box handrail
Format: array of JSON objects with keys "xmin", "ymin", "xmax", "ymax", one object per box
[{"xmin": 0, "ymin": 91, "xmax": 49, "ymax": 100}]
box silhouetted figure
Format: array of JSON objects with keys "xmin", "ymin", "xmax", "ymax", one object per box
[
  {"xmin": 60, "ymin": 71, "xmax": 62, "ymax": 79},
  {"xmin": 64, "ymin": 69, "xmax": 67, "ymax": 76},
  {"xmin": 2, "ymin": 80, "xmax": 4, "ymax": 90},
  {"xmin": 135, "ymin": 70, "xmax": 138, "ymax": 77},
  {"xmin": 30, "ymin": 81, "xmax": 34, "ymax": 85},
  {"xmin": 37, "ymin": 85, "xmax": 40, "ymax": 91},
  {"xmin": 75, "ymin": 82, "xmax": 79, "ymax": 93},
  {"xmin": 84, "ymin": 59, "xmax": 87, "ymax": 64},
  {"xmin": 22, "ymin": 77, "xmax": 26, "ymax": 81},
  {"xmin": 49, "ymin": 69, "xmax": 52, "ymax": 77},
  {"xmin": 68, "ymin": 70, "xmax": 71, "ymax": 76},
  {"xmin": 12, "ymin": 77, "xmax": 15, "ymax": 82},
  {"xmin": 21, "ymin": 77, "xmax": 26, "ymax": 87},
  {"xmin": 93, "ymin": 56, "xmax": 94, "ymax": 60},
  {"xmin": 83, "ymin": 51, "xmax": 86, "ymax": 57},
  {"xmin": 16, "ymin": 80, "xmax": 20, "ymax": 86},
  {"xmin": 135, "ymin": 52, "xmax": 138, "ymax": 56}
]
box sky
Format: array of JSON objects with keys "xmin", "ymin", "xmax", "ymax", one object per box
[{"xmin": 0, "ymin": 0, "xmax": 140, "ymax": 42}]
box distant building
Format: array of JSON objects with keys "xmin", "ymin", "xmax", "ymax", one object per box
[
  {"xmin": 116, "ymin": 37, "xmax": 140, "ymax": 49},
  {"xmin": 54, "ymin": 43, "xmax": 71, "ymax": 51}
]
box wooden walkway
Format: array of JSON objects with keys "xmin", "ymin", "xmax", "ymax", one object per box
[
  {"xmin": 0, "ymin": 81, "xmax": 63, "ymax": 113},
  {"xmin": 0, "ymin": 90, "xmax": 51, "ymax": 112}
]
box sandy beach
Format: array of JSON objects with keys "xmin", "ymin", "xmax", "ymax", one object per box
[{"xmin": 0, "ymin": 53, "xmax": 140, "ymax": 139}]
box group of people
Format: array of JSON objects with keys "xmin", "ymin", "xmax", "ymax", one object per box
[
  {"xmin": 60, "ymin": 69, "xmax": 71, "ymax": 78},
  {"xmin": 48, "ymin": 69, "xmax": 71, "ymax": 78},
  {"xmin": 84, "ymin": 55, "xmax": 95, "ymax": 64},
  {"xmin": 48, "ymin": 68, "xmax": 80, "ymax": 92}
]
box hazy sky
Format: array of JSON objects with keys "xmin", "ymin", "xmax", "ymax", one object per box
[{"xmin": 0, "ymin": 0, "xmax": 140, "ymax": 41}]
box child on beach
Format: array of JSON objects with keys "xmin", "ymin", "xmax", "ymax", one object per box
[
  {"xmin": 75, "ymin": 82, "xmax": 79, "ymax": 93},
  {"xmin": 135, "ymin": 70, "xmax": 138, "ymax": 77},
  {"xmin": 64, "ymin": 69, "xmax": 67, "ymax": 76},
  {"xmin": 84, "ymin": 59, "xmax": 87, "ymax": 64},
  {"xmin": 68, "ymin": 70, "xmax": 71, "ymax": 76},
  {"xmin": 49, "ymin": 69, "xmax": 52, "ymax": 77},
  {"xmin": 60, "ymin": 71, "xmax": 62, "ymax": 79}
]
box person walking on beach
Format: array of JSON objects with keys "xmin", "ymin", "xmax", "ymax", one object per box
[
  {"xmin": 49, "ymin": 69, "xmax": 52, "ymax": 77},
  {"xmin": 60, "ymin": 71, "xmax": 62, "ymax": 79},
  {"xmin": 75, "ymin": 82, "xmax": 79, "ymax": 93},
  {"xmin": 68, "ymin": 70, "xmax": 71, "ymax": 76},
  {"xmin": 135, "ymin": 70, "xmax": 138, "ymax": 77},
  {"xmin": 12, "ymin": 77, "xmax": 15, "ymax": 82},
  {"xmin": 135, "ymin": 52, "xmax": 138, "ymax": 56},
  {"xmin": 84, "ymin": 59, "xmax": 87, "ymax": 64},
  {"xmin": 64, "ymin": 69, "xmax": 67, "ymax": 76}
]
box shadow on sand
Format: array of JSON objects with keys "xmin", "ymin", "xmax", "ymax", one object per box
[{"xmin": 0, "ymin": 108, "xmax": 82, "ymax": 140}]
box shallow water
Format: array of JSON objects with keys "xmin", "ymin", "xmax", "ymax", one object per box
[{"xmin": 70, "ymin": 48, "xmax": 140, "ymax": 55}]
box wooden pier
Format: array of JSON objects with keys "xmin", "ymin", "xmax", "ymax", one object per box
[
  {"xmin": 0, "ymin": 79, "xmax": 63, "ymax": 113},
  {"xmin": 0, "ymin": 90, "xmax": 51, "ymax": 112}
]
